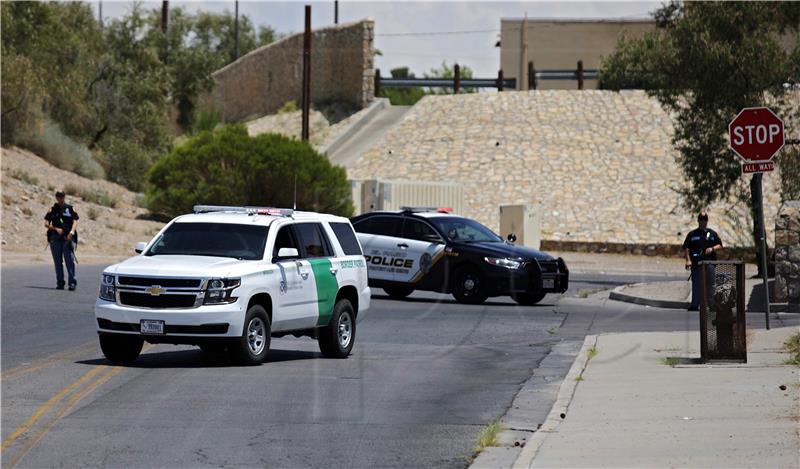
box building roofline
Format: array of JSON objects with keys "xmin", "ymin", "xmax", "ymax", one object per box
[{"xmin": 500, "ymin": 17, "xmax": 654, "ymax": 24}]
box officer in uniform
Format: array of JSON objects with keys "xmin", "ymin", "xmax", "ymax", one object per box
[
  {"xmin": 44, "ymin": 190, "xmax": 79, "ymax": 290},
  {"xmin": 682, "ymin": 212, "xmax": 723, "ymax": 311}
]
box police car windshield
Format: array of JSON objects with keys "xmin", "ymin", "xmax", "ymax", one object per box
[
  {"xmin": 428, "ymin": 217, "xmax": 503, "ymax": 243},
  {"xmin": 146, "ymin": 222, "xmax": 268, "ymax": 260}
]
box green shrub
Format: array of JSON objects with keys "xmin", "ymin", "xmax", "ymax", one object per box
[
  {"xmin": 16, "ymin": 119, "xmax": 105, "ymax": 179},
  {"xmin": 8, "ymin": 169, "xmax": 39, "ymax": 185},
  {"xmin": 784, "ymin": 332, "xmax": 800, "ymax": 365},
  {"xmin": 146, "ymin": 124, "xmax": 354, "ymax": 218},
  {"xmin": 277, "ymin": 100, "xmax": 298, "ymax": 114},
  {"xmin": 190, "ymin": 103, "xmax": 223, "ymax": 135},
  {"xmin": 63, "ymin": 183, "xmax": 118, "ymax": 208},
  {"xmin": 100, "ymin": 136, "xmax": 153, "ymax": 192}
]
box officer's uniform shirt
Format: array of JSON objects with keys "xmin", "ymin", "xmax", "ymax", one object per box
[
  {"xmin": 45, "ymin": 203, "xmax": 79, "ymax": 242},
  {"xmin": 682, "ymin": 228, "xmax": 722, "ymax": 267}
]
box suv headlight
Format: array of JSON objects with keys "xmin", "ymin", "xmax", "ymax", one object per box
[
  {"xmin": 99, "ymin": 274, "xmax": 116, "ymax": 301},
  {"xmin": 485, "ymin": 257, "xmax": 522, "ymax": 270},
  {"xmin": 204, "ymin": 278, "xmax": 241, "ymax": 305}
]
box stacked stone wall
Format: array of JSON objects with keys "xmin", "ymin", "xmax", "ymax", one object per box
[
  {"xmin": 775, "ymin": 201, "xmax": 800, "ymax": 309},
  {"xmin": 348, "ymin": 90, "xmax": 783, "ymax": 249},
  {"xmin": 208, "ymin": 20, "xmax": 374, "ymax": 122}
]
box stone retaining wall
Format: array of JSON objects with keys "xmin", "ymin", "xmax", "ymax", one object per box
[
  {"xmin": 208, "ymin": 20, "xmax": 374, "ymax": 122},
  {"xmin": 775, "ymin": 201, "xmax": 800, "ymax": 307},
  {"xmin": 347, "ymin": 90, "xmax": 783, "ymax": 249}
]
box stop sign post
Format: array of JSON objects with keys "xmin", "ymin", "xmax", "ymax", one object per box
[{"xmin": 729, "ymin": 107, "xmax": 785, "ymax": 329}]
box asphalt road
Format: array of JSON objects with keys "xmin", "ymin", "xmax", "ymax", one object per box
[{"xmin": 1, "ymin": 262, "xmax": 737, "ymax": 468}]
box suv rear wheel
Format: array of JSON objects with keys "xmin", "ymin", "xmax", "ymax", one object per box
[
  {"xmin": 512, "ymin": 291, "xmax": 547, "ymax": 306},
  {"xmin": 318, "ymin": 298, "xmax": 356, "ymax": 358},
  {"xmin": 229, "ymin": 305, "xmax": 270, "ymax": 365},
  {"xmin": 99, "ymin": 333, "xmax": 144, "ymax": 363}
]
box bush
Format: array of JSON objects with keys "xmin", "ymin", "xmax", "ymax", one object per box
[
  {"xmin": 277, "ymin": 100, "xmax": 298, "ymax": 114},
  {"xmin": 146, "ymin": 124, "xmax": 354, "ymax": 218},
  {"xmin": 100, "ymin": 136, "xmax": 153, "ymax": 192},
  {"xmin": 190, "ymin": 103, "xmax": 223, "ymax": 135},
  {"xmin": 63, "ymin": 183, "xmax": 118, "ymax": 208},
  {"xmin": 16, "ymin": 119, "xmax": 105, "ymax": 179}
]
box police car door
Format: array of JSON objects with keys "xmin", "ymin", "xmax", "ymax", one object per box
[
  {"xmin": 352, "ymin": 215, "xmax": 404, "ymax": 283},
  {"xmin": 397, "ymin": 217, "xmax": 446, "ymax": 284},
  {"xmin": 271, "ymin": 223, "xmax": 317, "ymax": 331}
]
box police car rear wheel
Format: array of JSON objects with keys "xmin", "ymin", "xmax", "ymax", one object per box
[
  {"xmin": 318, "ymin": 299, "xmax": 356, "ymax": 358},
  {"xmin": 229, "ymin": 305, "xmax": 270, "ymax": 365},
  {"xmin": 99, "ymin": 333, "xmax": 143, "ymax": 363},
  {"xmin": 512, "ymin": 291, "xmax": 547, "ymax": 306},
  {"xmin": 383, "ymin": 286, "xmax": 414, "ymax": 299},
  {"xmin": 452, "ymin": 266, "xmax": 488, "ymax": 305}
]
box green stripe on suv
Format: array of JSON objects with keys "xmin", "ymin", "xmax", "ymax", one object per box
[{"xmin": 309, "ymin": 258, "xmax": 338, "ymax": 326}]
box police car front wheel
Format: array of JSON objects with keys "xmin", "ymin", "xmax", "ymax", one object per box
[
  {"xmin": 512, "ymin": 291, "xmax": 547, "ymax": 306},
  {"xmin": 383, "ymin": 286, "xmax": 414, "ymax": 299},
  {"xmin": 229, "ymin": 305, "xmax": 271, "ymax": 366},
  {"xmin": 452, "ymin": 266, "xmax": 488, "ymax": 305},
  {"xmin": 318, "ymin": 298, "xmax": 356, "ymax": 358}
]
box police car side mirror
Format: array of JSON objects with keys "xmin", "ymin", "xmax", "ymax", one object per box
[
  {"xmin": 507, "ymin": 233, "xmax": 517, "ymax": 243},
  {"xmin": 275, "ymin": 247, "xmax": 299, "ymax": 260},
  {"xmin": 135, "ymin": 242, "xmax": 147, "ymax": 254}
]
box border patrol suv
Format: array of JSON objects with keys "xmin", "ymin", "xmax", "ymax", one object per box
[
  {"xmin": 352, "ymin": 208, "xmax": 568, "ymax": 305},
  {"xmin": 95, "ymin": 206, "xmax": 370, "ymax": 365}
]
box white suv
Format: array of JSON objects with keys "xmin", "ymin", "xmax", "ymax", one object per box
[{"xmin": 95, "ymin": 206, "xmax": 370, "ymax": 365}]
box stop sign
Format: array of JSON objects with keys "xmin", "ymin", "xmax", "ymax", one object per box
[{"xmin": 729, "ymin": 107, "xmax": 784, "ymax": 162}]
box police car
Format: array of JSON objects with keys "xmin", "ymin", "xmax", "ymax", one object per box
[
  {"xmin": 95, "ymin": 205, "xmax": 370, "ymax": 365},
  {"xmin": 352, "ymin": 207, "xmax": 568, "ymax": 305}
]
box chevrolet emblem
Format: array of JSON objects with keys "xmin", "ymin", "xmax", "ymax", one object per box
[{"xmin": 146, "ymin": 286, "xmax": 165, "ymax": 296}]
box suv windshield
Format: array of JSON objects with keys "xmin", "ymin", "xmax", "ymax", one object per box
[
  {"xmin": 428, "ymin": 216, "xmax": 503, "ymax": 243},
  {"xmin": 146, "ymin": 222, "xmax": 268, "ymax": 260}
]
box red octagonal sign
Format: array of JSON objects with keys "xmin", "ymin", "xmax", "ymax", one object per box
[{"xmin": 729, "ymin": 107, "xmax": 784, "ymax": 162}]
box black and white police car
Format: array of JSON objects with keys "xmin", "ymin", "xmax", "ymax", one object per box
[{"xmin": 352, "ymin": 207, "xmax": 569, "ymax": 305}]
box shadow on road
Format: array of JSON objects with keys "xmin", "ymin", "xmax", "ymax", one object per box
[
  {"xmin": 370, "ymin": 294, "xmax": 558, "ymax": 308},
  {"xmin": 75, "ymin": 348, "xmax": 321, "ymax": 368}
]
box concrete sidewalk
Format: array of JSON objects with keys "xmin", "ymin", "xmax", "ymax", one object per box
[{"xmin": 514, "ymin": 327, "xmax": 800, "ymax": 468}]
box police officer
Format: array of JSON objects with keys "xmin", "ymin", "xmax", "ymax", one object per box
[
  {"xmin": 44, "ymin": 190, "xmax": 79, "ymax": 290},
  {"xmin": 683, "ymin": 212, "xmax": 723, "ymax": 311}
]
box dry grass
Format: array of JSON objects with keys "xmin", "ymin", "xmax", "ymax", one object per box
[{"xmin": 473, "ymin": 419, "xmax": 501, "ymax": 455}]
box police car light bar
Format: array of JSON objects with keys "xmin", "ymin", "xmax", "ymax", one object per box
[
  {"xmin": 400, "ymin": 206, "xmax": 453, "ymax": 214},
  {"xmin": 193, "ymin": 205, "xmax": 294, "ymax": 217}
]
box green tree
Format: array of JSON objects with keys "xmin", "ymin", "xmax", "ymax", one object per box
[
  {"xmin": 146, "ymin": 125, "xmax": 354, "ymax": 217},
  {"xmin": 600, "ymin": 2, "xmax": 800, "ymax": 259},
  {"xmin": 378, "ymin": 67, "xmax": 426, "ymax": 105},
  {"xmin": 425, "ymin": 61, "xmax": 476, "ymax": 95}
]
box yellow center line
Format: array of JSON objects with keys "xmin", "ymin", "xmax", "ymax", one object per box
[
  {"xmin": 5, "ymin": 365, "xmax": 125, "ymax": 469},
  {"xmin": 0, "ymin": 365, "xmax": 107, "ymax": 452}
]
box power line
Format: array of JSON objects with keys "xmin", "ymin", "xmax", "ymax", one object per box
[{"xmin": 376, "ymin": 28, "xmax": 499, "ymax": 37}]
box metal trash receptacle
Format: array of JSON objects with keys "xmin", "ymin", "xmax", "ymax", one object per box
[{"xmin": 699, "ymin": 260, "xmax": 747, "ymax": 363}]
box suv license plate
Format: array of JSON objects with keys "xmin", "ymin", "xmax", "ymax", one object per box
[
  {"xmin": 542, "ymin": 279, "xmax": 555, "ymax": 289},
  {"xmin": 140, "ymin": 320, "xmax": 165, "ymax": 335}
]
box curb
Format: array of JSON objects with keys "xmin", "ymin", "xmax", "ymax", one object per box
[
  {"xmin": 608, "ymin": 286, "xmax": 690, "ymax": 310},
  {"xmin": 320, "ymin": 98, "xmax": 390, "ymax": 157},
  {"xmin": 511, "ymin": 334, "xmax": 598, "ymax": 469}
]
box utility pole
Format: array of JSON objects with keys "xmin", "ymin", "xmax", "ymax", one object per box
[
  {"xmin": 234, "ymin": 0, "xmax": 240, "ymax": 60},
  {"xmin": 161, "ymin": 1, "xmax": 168, "ymax": 33},
  {"xmin": 301, "ymin": 5, "xmax": 312, "ymax": 141},
  {"xmin": 518, "ymin": 13, "xmax": 527, "ymax": 90},
  {"xmin": 98, "ymin": 0, "xmax": 103, "ymax": 29},
  {"xmin": 334, "ymin": 0, "xmax": 339, "ymax": 24}
]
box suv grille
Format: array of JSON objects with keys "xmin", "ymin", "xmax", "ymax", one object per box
[
  {"xmin": 118, "ymin": 277, "xmax": 202, "ymax": 288},
  {"xmin": 119, "ymin": 292, "xmax": 197, "ymax": 308},
  {"xmin": 539, "ymin": 261, "xmax": 559, "ymax": 273}
]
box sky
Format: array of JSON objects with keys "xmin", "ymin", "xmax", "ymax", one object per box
[{"xmin": 92, "ymin": 1, "xmax": 660, "ymax": 77}]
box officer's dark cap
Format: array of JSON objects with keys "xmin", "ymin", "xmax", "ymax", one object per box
[
  {"xmin": 55, "ymin": 190, "xmax": 66, "ymax": 198},
  {"xmin": 697, "ymin": 212, "xmax": 708, "ymax": 221}
]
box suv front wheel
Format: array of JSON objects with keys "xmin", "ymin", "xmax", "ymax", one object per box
[
  {"xmin": 318, "ymin": 298, "xmax": 356, "ymax": 358},
  {"xmin": 229, "ymin": 305, "xmax": 271, "ymax": 365},
  {"xmin": 99, "ymin": 333, "xmax": 144, "ymax": 363}
]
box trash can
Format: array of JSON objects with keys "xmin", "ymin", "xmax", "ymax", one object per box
[{"xmin": 699, "ymin": 260, "xmax": 747, "ymax": 363}]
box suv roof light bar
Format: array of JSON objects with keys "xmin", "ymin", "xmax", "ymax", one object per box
[
  {"xmin": 193, "ymin": 205, "xmax": 294, "ymax": 217},
  {"xmin": 400, "ymin": 206, "xmax": 453, "ymax": 214}
]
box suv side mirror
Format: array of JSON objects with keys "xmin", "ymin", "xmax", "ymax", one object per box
[
  {"xmin": 275, "ymin": 247, "xmax": 299, "ymax": 260},
  {"xmin": 135, "ymin": 242, "xmax": 148, "ymax": 254},
  {"xmin": 506, "ymin": 233, "xmax": 517, "ymax": 243}
]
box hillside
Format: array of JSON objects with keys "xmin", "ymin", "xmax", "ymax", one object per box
[{"xmin": 1, "ymin": 147, "xmax": 164, "ymax": 264}]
